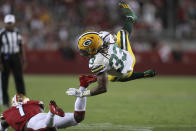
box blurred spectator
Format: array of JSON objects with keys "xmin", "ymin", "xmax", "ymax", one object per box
[
  {"xmin": 59, "ymin": 42, "xmax": 75, "ymax": 60},
  {"xmin": 176, "ymin": 0, "xmax": 196, "ymax": 39},
  {"xmin": 172, "ymin": 44, "xmax": 183, "ymax": 63},
  {"xmin": 0, "ymin": 0, "xmax": 195, "ymax": 51},
  {"xmin": 158, "ymin": 44, "xmax": 172, "ymax": 63}
]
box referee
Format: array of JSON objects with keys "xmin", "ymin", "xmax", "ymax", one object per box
[{"xmin": 0, "ymin": 14, "xmax": 26, "ymax": 108}]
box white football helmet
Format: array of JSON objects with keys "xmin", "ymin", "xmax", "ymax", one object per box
[{"xmin": 11, "ymin": 94, "xmax": 30, "ymax": 106}]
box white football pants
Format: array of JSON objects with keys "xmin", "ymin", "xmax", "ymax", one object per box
[{"xmin": 26, "ymin": 112, "xmax": 77, "ymax": 130}]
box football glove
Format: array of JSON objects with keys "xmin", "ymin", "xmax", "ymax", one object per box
[{"xmin": 66, "ymin": 88, "xmax": 91, "ymax": 97}]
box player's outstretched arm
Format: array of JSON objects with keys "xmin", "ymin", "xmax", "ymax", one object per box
[
  {"xmin": 90, "ymin": 72, "xmax": 108, "ymax": 96},
  {"xmin": 119, "ymin": 1, "xmax": 136, "ymax": 34},
  {"xmin": 66, "ymin": 73, "xmax": 107, "ymax": 97}
]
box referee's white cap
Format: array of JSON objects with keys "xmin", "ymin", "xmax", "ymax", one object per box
[{"xmin": 4, "ymin": 14, "xmax": 15, "ymax": 24}]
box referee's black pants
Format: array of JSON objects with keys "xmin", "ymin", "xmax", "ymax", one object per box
[{"xmin": 1, "ymin": 53, "xmax": 25, "ymax": 106}]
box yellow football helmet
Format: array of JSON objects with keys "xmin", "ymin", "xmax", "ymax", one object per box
[{"xmin": 78, "ymin": 32, "xmax": 103, "ymax": 56}]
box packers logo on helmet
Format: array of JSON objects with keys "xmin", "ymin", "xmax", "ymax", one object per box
[
  {"xmin": 83, "ymin": 40, "xmax": 92, "ymax": 47},
  {"xmin": 78, "ymin": 32, "xmax": 103, "ymax": 56}
]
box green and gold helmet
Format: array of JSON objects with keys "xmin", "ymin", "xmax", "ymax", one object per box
[{"xmin": 78, "ymin": 32, "xmax": 103, "ymax": 56}]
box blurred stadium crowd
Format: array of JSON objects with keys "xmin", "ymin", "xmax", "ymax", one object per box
[{"xmin": 0, "ymin": 0, "xmax": 195, "ymax": 51}]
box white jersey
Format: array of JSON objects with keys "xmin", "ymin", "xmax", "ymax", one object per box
[{"xmin": 89, "ymin": 43, "xmax": 134, "ymax": 77}]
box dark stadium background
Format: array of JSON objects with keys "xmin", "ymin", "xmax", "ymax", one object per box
[
  {"xmin": 0, "ymin": 0, "xmax": 195, "ymax": 75},
  {"xmin": 0, "ymin": 1, "xmax": 196, "ymax": 131}
]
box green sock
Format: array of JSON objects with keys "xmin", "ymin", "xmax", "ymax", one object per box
[
  {"xmin": 121, "ymin": 8, "xmax": 136, "ymax": 34},
  {"xmin": 123, "ymin": 18, "xmax": 134, "ymax": 34},
  {"xmin": 115, "ymin": 72, "xmax": 144, "ymax": 82}
]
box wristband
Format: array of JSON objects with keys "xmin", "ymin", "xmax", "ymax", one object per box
[{"xmin": 81, "ymin": 90, "xmax": 91, "ymax": 97}]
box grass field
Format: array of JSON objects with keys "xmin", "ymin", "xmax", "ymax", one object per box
[{"xmin": 0, "ymin": 75, "xmax": 196, "ymax": 131}]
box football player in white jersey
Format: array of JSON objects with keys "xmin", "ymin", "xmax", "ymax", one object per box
[{"xmin": 66, "ymin": 1, "xmax": 156, "ymax": 97}]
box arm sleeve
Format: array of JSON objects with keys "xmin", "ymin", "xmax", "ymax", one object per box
[
  {"xmin": 90, "ymin": 65, "xmax": 107, "ymax": 75},
  {"xmin": 89, "ymin": 57, "xmax": 107, "ymax": 75}
]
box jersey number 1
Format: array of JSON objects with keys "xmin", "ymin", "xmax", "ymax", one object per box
[{"xmin": 16, "ymin": 105, "xmax": 25, "ymax": 116}]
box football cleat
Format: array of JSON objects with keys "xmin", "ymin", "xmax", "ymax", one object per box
[
  {"xmin": 144, "ymin": 69, "xmax": 156, "ymax": 77},
  {"xmin": 49, "ymin": 100, "xmax": 65, "ymax": 117},
  {"xmin": 79, "ymin": 75, "xmax": 97, "ymax": 88},
  {"xmin": 119, "ymin": 1, "xmax": 131, "ymax": 9},
  {"xmin": 118, "ymin": 1, "xmax": 137, "ymax": 22}
]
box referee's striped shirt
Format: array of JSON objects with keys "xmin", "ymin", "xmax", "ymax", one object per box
[{"xmin": 0, "ymin": 28, "xmax": 22, "ymax": 54}]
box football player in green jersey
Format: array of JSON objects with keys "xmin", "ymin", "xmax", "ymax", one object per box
[{"xmin": 66, "ymin": 1, "xmax": 156, "ymax": 97}]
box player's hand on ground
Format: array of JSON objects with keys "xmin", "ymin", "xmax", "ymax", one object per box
[{"xmin": 66, "ymin": 88, "xmax": 83, "ymax": 97}]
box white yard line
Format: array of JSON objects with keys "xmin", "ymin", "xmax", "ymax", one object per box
[
  {"xmin": 69, "ymin": 123, "xmax": 196, "ymax": 131},
  {"xmin": 70, "ymin": 123, "xmax": 153, "ymax": 131}
]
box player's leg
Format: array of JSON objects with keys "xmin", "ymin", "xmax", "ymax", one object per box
[
  {"xmin": 53, "ymin": 88, "xmax": 87, "ymax": 129},
  {"xmin": 1, "ymin": 58, "xmax": 10, "ymax": 107},
  {"xmin": 116, "ymin": 30, "xmax": 156, "ymax": 82},
  {"xmin": 11, "ymin": 54, "xmax": 25, "ymax": 95},
  {"xmin": 114, "ymin": 69, "xmax": 156, "ymax": 82},
  {"xmin": 109, "ymin": 1, "xmax": 156, "ymax": 82},
  {"xmin": 110, "ymin": 29, "xmax": 156, "ymax": 82},
  {"xmin": 108, "ymin": 1, "xmax": 136, "ymax": 81},
  {"xmin": 25, "ymin": 101, "xmax": 65, "ymax": 130},
  {"xmin": 54, "ymin": 75, "xmax": 97, "ymax": 129},
  {"xmin": 25, "ymin": 113, "xmax": 57, "ymax": 131}
]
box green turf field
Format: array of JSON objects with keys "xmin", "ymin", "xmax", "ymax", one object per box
[{"xmin": 0, "ymin": 75, "xmax": 196, "ymax": 131}]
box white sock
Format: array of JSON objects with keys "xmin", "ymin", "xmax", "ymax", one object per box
[
  {"xmin": 74, "ymin": 86, "xmax": 86, "ymax": 111},
  {"xmin": 45, "ymin": 111, "xmax": 54, "ymax": 127}
]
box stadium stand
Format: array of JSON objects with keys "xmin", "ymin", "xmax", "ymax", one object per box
[{"xmin": 0, "ymin": 0, "xmax": 195, "ymax": 75}]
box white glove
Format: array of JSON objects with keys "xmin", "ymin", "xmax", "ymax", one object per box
[
  {"xmin": 66, "ymin": 88, "xmax": 91, "ymax": 97},
  {"xmin": 66, "ymin": 88, "xmax": 83, "ymax": 97}
]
